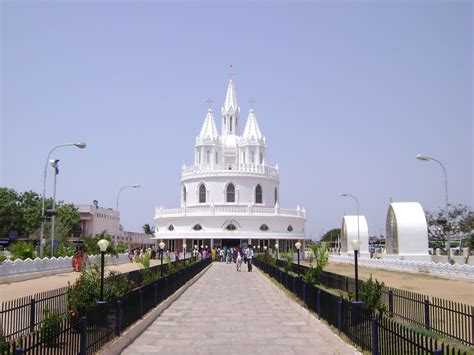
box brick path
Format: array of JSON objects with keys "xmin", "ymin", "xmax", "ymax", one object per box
[{"xmin": 122, "ymin": 262, "xmax": 358, "ymax": 354}]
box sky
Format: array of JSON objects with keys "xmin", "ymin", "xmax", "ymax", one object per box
[{"xmin": 1, "ymin": 1, "xmax": 472, "ymax": 239}]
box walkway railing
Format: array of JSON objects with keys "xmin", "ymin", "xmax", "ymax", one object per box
[
  {"xmin": 254, "ymin": 258, "xmax": 470, "ymax": 354},
  {"xmin": 0, "ymin": 258, "xmax": 206, "ymax": 340},
  {"xmin": 2, "ymin": 258, "xmax": 211, "ymax": 355},
  {"xmin": 277, "ymin": 260, "xmax": 474, "ymax": 346}
]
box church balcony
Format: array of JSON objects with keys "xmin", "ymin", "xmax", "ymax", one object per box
[
  {"xmin": 181, "ymin": 163, "xmax": 279, "ymax": 179},
  {"xmin": 154, "ymin": 204, "xmax": 305, "ymax": 219}
]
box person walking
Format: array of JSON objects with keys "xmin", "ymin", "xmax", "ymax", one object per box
[
  {"xmin": 245, "ymin": 246, "xmax": 254, "ymax": 272},
  {"xmin": 226, "ymin": 247, "xmax": 232, "ymax": 264},
  {"xmin": 236, "ymin": 250, "xmax": 242, "ymax": 271}
]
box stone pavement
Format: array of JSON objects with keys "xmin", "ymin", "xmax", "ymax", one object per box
[{"xmin": 122, "ymin": 262, "xmax": 358, "ymax": 355}]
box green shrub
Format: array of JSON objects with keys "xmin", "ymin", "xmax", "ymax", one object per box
[
  {"xmin": 40, "ymin": 308, "xmax": 63, "ymax": 346},
  {"xmin": 8, "ymin": 241, "xmax": 35, "ymax": 260},
  {"xmin": 281, "ymin": 252, "xmax": 293, "ymax": 273},
  {"xmin": 360, "ymin": 275, "xmax": 386, "ymax": 315},
  {"xmin": 303, "ymin": 243, "xmax": 328, "ymax": 285},
  {"xmin": 0, "ymin": 326, "xmax": 8, "ymax": 353}
]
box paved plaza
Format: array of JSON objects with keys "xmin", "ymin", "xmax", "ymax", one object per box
[{"xmin": 122, "ymin": 262, "xmax": 358, "ymax": 355}]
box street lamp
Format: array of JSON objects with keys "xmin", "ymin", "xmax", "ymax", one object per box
[
  {"xmin": 183, "ymin": 243, "xmax": 187, "ymax": 263},
  {"xmin": 39, "ymin": 142, "xmax": 86, "ymax": 258},
  {"xmin": 49, "ymin": 159, "xmax": 60, "ymax": 258},
  {"xmin": 97, "ymin": 239, "xmax": 110, "ymax": 302},
  {"xmin": 116, "ymin": 185, "xmax": 140, "ymax": 211},
  {"xmin": 275, "ymin": 243, "xmax": 279, "ymax": 260},
  {"xmin": 295, "ymin": 241, "xmax": 302, "ymax": 268},
  {"xmin": 350, "ymin": 238, "xmax": 361, "ymax": 301},
  {"xmin": 159, "ymin": 241, "xmax": 165, "ymax": 276},
  {"xmin": 416, "ymin": 153, "xmax": 451, "ymax": 262},
  {"xmin": 194, "ymin": 244, "xmax": 198, "ymax": 262}
]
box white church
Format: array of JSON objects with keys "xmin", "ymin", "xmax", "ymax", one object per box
[{"xmin": 153, "ymin": 79, "xmax": 307, "ymax": 254}]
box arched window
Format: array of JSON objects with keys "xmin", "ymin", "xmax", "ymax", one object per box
[
  {"xmin": 199, "ymin": 184, "xmax": 206, "ymax": 203},
  {"xmin": 168, "ymin": 224, "xmax": 174, "ymax": 231},
  {"xmin": 215, "ymin": 151, "xmax": 218, "ymax": 164},
  {"xmin": 226, "ymin": 223, "xmax": 236, "ymax": 231},
  {"xmin": 260, "ymin": 224, "xmax": 269, "ymax": 231},
  {"xmin": 183, "ymin": 185, "xmax": 187, "ymax": 204},
  {"xmin": 226, "ymin": 183, "xmax": 235, "ymax": 203},
  {"xmin": 193, "ymin": 224, "xmax": 203, "ymax": 231},
  {"xmin": 255, "ymin": 184, "xmax": 263, "ymax": 204},
  {"xmin": 206, "ymin": 150, "xmax": 210, "ymax": 164},
  {"xmin": 287, "ymin": 225, "xmax": 293, "ymax": 232},
  {"xmin": 251, "ymin": 151, "xmax": 255, "ymax": 163},
  {"xmin": 230, "ymin": 117, "xmax": 233, "ymax": 133},
  {"xmin": 259, "ymin": 152, "xmax": 263, "ymax": 164},
  {"xmin": 274, "ymin": 187, "xmax": 278, "ymax": 205}
]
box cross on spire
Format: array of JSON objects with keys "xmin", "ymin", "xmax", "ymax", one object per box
[
  {"xmin": 206, "ymin": 97, "xmax": 213, "ymax": 109},
  {"xmin": 228, "ymin": 65, "xmax": 235, "ymax": 80},
  {"xmin": 248, "ymin": 97, "xmax": 256, "ymax": 110}
]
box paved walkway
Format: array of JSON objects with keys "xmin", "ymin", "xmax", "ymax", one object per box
[{"xmin": 122, "ymin": 262, "xmax": 358, "ymax": 355}]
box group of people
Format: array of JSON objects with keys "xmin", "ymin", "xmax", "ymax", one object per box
[
  {"xmin": 128, "ymin": 246, "xmax": 183, "ymax": 262},
  {"xmin": 215, "ymin": 246, "xmax": 254, "ymax": 272}
]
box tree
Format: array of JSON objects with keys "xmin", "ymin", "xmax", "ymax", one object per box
[
  {"xmin": 81, "ymin": 232, "xmax": 117, "ymax": 255},
  {"xmin": 302, "ymin": 242, "xmax": 329, "ymax": 285},
  {"xmin": 425, "ymin": 204, "xmax": 473, "ymax": 252},
  {"xmin": 321, "ymin": 229, "xmax": 341, "ymax": 243},
  {"xmin": 142, "ymin": 224, "xmax": 155, "ymax": 236}
]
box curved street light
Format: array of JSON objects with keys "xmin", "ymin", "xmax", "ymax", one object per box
[
  {"xmin": 339, "ymin": 193, "xmax": 360, "ymax": 242},
  {"xmin": 116, "ymin": 185, "xmax": 141, "ymax": 211},
  {"xmin": 39, "ymin": 143, "xmax": 86, "ymax": 258},
  {"xmin": 416, "ymin": 153, "xmax": 450, "ymax": 262}
]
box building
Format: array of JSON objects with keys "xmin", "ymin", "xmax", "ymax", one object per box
[
  {"xmin": 153, "ymin": 79, "xmax": 308, "ymax": 253},
  {"xmin": 78, "ymin": 201, "xmax": 154, "ymax": 249}
]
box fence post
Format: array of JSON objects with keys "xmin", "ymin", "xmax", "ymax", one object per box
[
  {"xmin": 424, "ymin": 299, "xmax": 430, "ymax": 329},
  {"xmin": 338, "ymin": 300, "xmax": 343, "ymax": 334},
  {"xmin": 317, "ymin": 289, "xmax": 321, "ymax": 318},
  {"xmin": 14, "ymin": 348, "xmax": 23, "ymax": 355},
  {"xmin": 79, "ymin": 316, "xmax": 87, "ymax": 355},
  {"xmin": 154, "ymin": 282, "xmax": 159, "ymax": 305},
  {"xmin": 371, "ymin": 317, "xmax": 378, "ymax": 355},
  {"xmin": 29, "ymin": 297, "xmax": 36, "ymax": 332},
  {"xmin": 115, "ymin": 300, "xmax": 121, "ymax": 337},
  {"xmin": 139, "ymin": 289, "xmax": 144, "ymax": 318},
  {"xmin": 303, "ymin": 283, "xmax": 307, "ymax": 305},
  {"xmin": 388, "ymin": 290, "xmax": 393, "ymax": 317},
  {"xmin": 433, "ymin": 350, "xmax": 442, "ymax": 355}
]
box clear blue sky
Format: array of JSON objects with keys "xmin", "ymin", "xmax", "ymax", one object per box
[{"xmin": 1, "ymin": 1, "xmax": 472, "ymax": 238}]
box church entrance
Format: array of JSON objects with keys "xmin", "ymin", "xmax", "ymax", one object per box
[{"xmin": 221, "ymin": 239, "xmax": 240, "ymax": 248}]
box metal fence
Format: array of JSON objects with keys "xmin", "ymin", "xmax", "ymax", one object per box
[
  {"xmin": 278, "ymin": 260, "xmax": 474, "ymax": 346},
  {"xmin": 0, "ymin": 258, "xmax": 196, "ymax": 340},
  {"xmin": 256, "ymin": 258, "xmax": 469, "ymax": 355},
  {"xmin": 1, "ymin": 258, "xmax": 211, "ymax": 355}
]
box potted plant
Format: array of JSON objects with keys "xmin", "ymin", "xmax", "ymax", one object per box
[{"xmin": 40, "ymin": 308, "xmax": 63, "ymax": 346}]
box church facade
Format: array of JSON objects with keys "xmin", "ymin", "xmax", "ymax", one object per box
[{"xmin": 153, "ymin": 79, "xmax": 307, "ymax": 254}]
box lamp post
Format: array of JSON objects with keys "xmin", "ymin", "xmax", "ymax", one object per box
[
  {"xmin": 183, "ymin": 243, "xmax": 187, "ymax": 263},
  {"xmin": 275, "ymin": 243, "xmax": 279, "ymax": 260},
  {"xmin": 116, "ymin": 185, "xmax": 140, "ymax": 211},
  {"xmin": 194, "ymin": 245, "xmax": 198, "ymax": 262},
  {"xmin": 350, "ymin": 238, "xmax": 361, "ymax": 301},
  {"xmin": 49, "ymin": 159, "xmax": 59, "ymax": 258},
  {"xmin": 97, "ymin": 239, "xmax": 110, "ymax": 302},
  {"xmin": 39, "ymin": 143, "xmax": 86, "ymax": 258},
  {"xmin": 416, "ymin": 153, "xmax": 451, "ymax": 263},
  {"xmin": 295, "ymin": 241, "xmax": 301, "ymax": 268},
  {"xmin": 340, "ymin": 193, "xmax": 360, "ymax": 247},
  {"xmin": 159, "ymin": 241, "xmax": 165, "ymax": 276}
]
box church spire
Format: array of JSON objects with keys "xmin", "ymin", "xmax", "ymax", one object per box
[
  {"xmin": 198, "ymin": 108, "xmax": 218, "ymax": 141},
  {"xmin": 221, "ymin": 79, "xmax": 241, "ymax": 135},
  {"xmin": 243, "ymin": 108, "xmax": 263, "ymax": 142}
]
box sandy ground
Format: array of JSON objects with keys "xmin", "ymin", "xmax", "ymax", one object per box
[
  {"xmin": 322, "ymin": 261, "xmax": 474, "ymax": 306},
  {"xmin": 0, "ymin": 259, "xmax": 163, "ymax": 302}
]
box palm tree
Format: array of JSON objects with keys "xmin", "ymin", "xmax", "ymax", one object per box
[{"xmin": 142, "ymin": 224, "xmax": 154, "ymax": 236}]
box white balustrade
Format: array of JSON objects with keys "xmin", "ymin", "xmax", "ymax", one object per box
[
  {"xmin": 155, "ymin": 205, "xmax": 305, "ymax": 218},
  {"xmin": 329, "ymin": 255, "xmax": 474, "ymax": 279},
  {"xmin": 181, "ymin": 163, "xmax": 279, "ymax": 177},
  {"xmin": 0, "ymin": 253, "xmax": 129, "ymax": 277}
]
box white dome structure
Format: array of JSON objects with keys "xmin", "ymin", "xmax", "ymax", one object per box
[
  {"xmin": 341, "ymin": 216, "xmax": 369, "ymax": 255},
  {"xmin": 385, "ymin": 202, "xmax": 429, "ymax": 260},
  {"xmin": 153, "ymin": 79, "xmax": 307, "ymax": 254}
]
